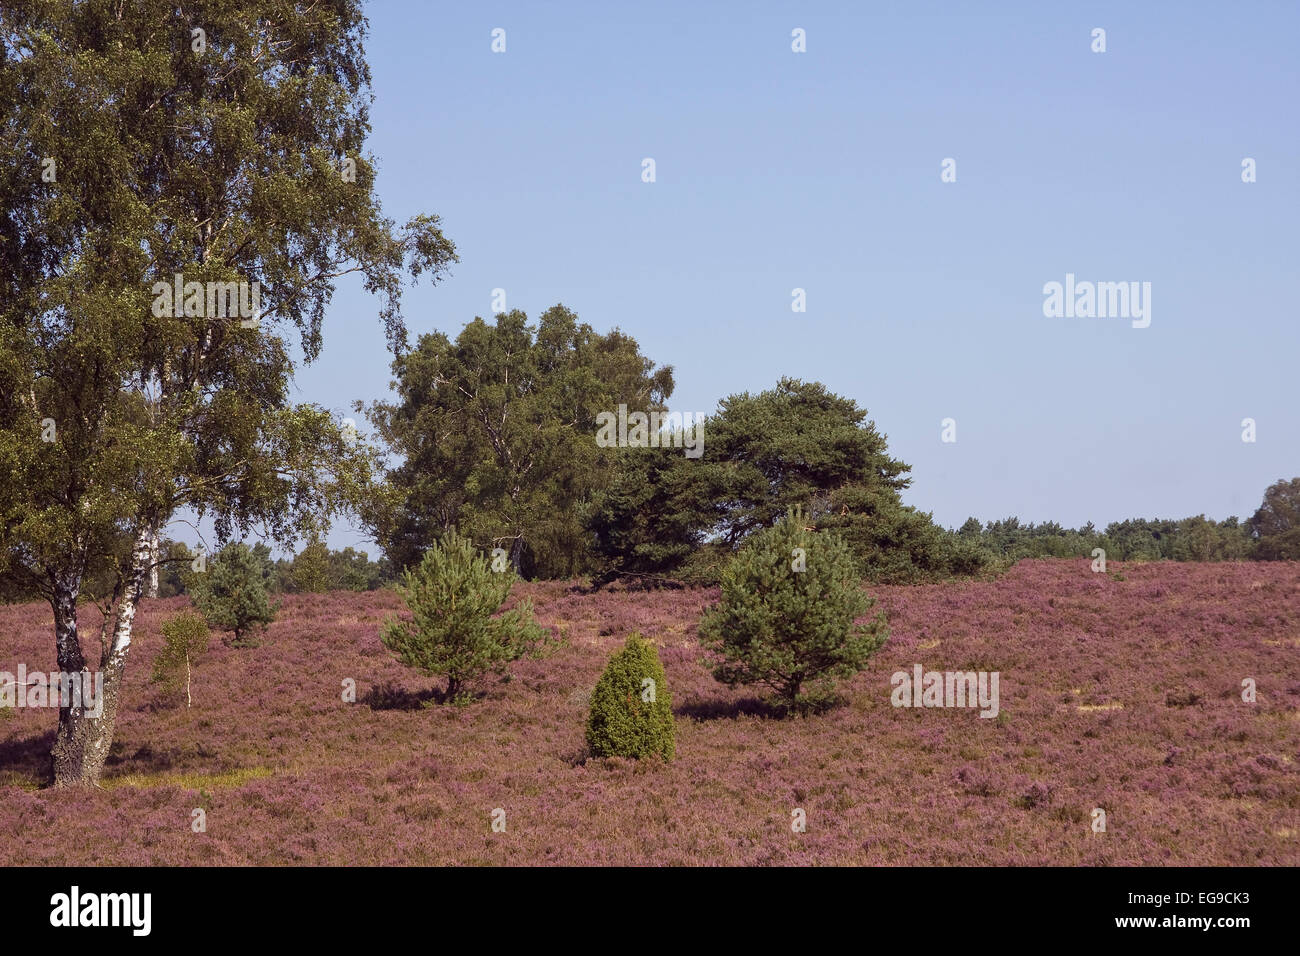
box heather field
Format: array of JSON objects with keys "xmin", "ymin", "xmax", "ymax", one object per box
[{"xmin": 2, "ymin": 559, "xmax": 1297, "ymax": 866}]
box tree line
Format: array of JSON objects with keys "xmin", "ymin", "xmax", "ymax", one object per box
[
  {"xmin": 7, "ymin": 303, "xmax": 1296, "ymax": 612},
  {"xmin": 352, "ymin": 309, "xmax": 1298, "ymax": 582}
]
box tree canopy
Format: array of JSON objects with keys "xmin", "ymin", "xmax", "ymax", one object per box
[
  {"xmin": 362, "ymin": 306, "xmax": 673, "ymax": 578},
  {"xmin": 587, "ymin": 377, "xmax": 991, "ymax": 584},
  {"xmin": 1250, "ymin": 478, "xmax": 1300, "ymax": 560},
  {"xmin": 0, "ymin": 0, "xmax": 454, "ymax": 785}
]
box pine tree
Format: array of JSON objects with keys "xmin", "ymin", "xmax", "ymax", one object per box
[
  {"xmin": 291, "ymin": 534, "xmax": 332, "ymax": 592},
  {"xmin": 698, "ymin": 507, "xmax": 889, "ymax": 712},
  {"xmin": 381, "ymin": 530, "xmax": 548, "ymax": 702},
  {"xmin": 186, "ymin": 542, "xmax": 279, "ymax": 647},
  {"xmin": 586, "ymin": 634, "xmax": 675, "ymax": 761}
]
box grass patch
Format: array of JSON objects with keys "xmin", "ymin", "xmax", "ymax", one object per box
[
  {"xmin": 0, "ymin": 770, "xmax": 43, "ymax": 791},
  {"xmin": 102, "ymin": 766, "xmax": 274, "ymax": 791}
]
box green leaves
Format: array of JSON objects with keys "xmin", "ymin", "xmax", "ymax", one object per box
[
  {"xmin": 588, "ymin": 377, "xmax": 991, "ymax": 585},
  {"xmin": 151, "ymin": 609, "xmax": 211, "ymax": 705},
  {"xmin": 186, "ymin": 541, "xmax": 278, "ymax": 647},
  {"xmin": 1250, "ymin": 478, "xmax": 1300, "ymax": 560},
  {"xmin": 0, "ymin": 0, "xmax": 456, "ymax": 602},
  {"xmin": 707, "ymin": 378, "xmax": 912, "ymax": 545}
]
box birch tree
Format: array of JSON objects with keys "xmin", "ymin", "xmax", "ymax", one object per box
[{"xmin": 0, "ymin": 0, "xmax": 455, "ymax": 786}]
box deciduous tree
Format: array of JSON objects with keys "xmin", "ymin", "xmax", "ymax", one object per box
[
  {"xmin": 0, "ymin": 1, "xmax": 454, "ymax": 785},
  {"xmin": 363, "ymin": 307, "xmax": 672, "ymax": 578}
]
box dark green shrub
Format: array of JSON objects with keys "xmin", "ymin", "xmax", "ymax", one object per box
[
  {"xmin": 185, "ymin": 541, "xmax": 279, "ymax": 647},
  {"xmin": 698, "ymin": 507, "xmax": 889, "ymax": 712},
  {"xmin": 586, "ymin": 633, "xmax": 675, "ymax": 760}
]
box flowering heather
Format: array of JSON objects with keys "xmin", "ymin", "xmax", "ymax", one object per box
[{"xmin": 1, "ymin": 560, "xmax": 1297, "ymax": 865}]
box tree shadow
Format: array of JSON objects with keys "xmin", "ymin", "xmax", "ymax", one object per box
[
  {"xmin": 104, "ymin": 741, "xmax": 210, "ymax": 774},
  {"xmin": 363, "ymin": 680, "xmax": 483, "ymax": 710},
  {"xmin": 2, "ymin": 731, "xmax": 213, "ymax": 787},
  {"xmin": 674, "ymin": 696, "xmax": 788, "ymax": 721},
  {"xmin": 560, "ymin": 745, "xmax": 590, "ymax": 767},
  {"xmin": 0, "ymin": 729, "xmax": 54, "ymax": 784},
  {"xmin": 570, "ymin": 573, "xmax": 689, "ymax": 595}
]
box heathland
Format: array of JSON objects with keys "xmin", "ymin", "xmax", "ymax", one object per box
[{"xmin": 2, "ymin": 559, "xmax": 1295, "ymax": 866}]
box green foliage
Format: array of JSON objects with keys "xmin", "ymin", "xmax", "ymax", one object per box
[
  {"xmin": 289, "ymin": 535, "xmax": 332, "ymax": 593},
  {"xmin": 381, "ymin": 529, "xmax": 550, "ymax": 702},
  {"xmin": 186, "ymin": 542, "xmax": 278, "ymax": 647},
  {"xmin": 1172, "ymin": 515, "xmax": 1253, "ymax": 561},
  {"xmin": 705, "ymin": 379, "xmax": 912, "ymax": 545},
  {"xmin": 326, "ymin": 546, "xmax": 389, "ymax": 591},
  {"xmin": 268, "ymin": 544, "xmax": 384, "ymax": 593},
  {"xmin": 150, "ymin": 610, "xmax": 211, "ymax": 707},
  {"xmin": 975, "ymin": 517, "xmax": 1110, "ymax": 560},
  {"xmin": 0, "ymin": 0, "xmax": 454, "ymax": 782},
  {"xmin": 588, "ymin": 378, "xmax": 991, "ymax": 585},
  {"xmin": 586, "ymin": 633, "xmax": 676, "ymax": 761},
  {"xmin": 363, "ymin": 307, "xmax": 673, "ymax": 579},
  {"xmin": 0, "ymin": 0, "xmax": 456, "ymax": 601},
  {"xmin": 964, "ymin": 514, "xmax": 1255, "ymax": 564},
  {"xmin": 154, "ymin": 539, "xmax": 196, "ymax": 598},
  {"xmin": 817, "ymin": 485, "xmax": 999, "ymax": 583},
  {"xmin": 698, "ymin": 508, "xmax": 889, "ymax": 712},
  {"xmin": 277, "ymin": 542, "xmax": 388, "ymax": 592},
  {"xmin": 584, "ymin": 445, "xmax": 730, "ymax": 585},
  {"xmin": 1250, "ymin": 478, "xmax": 1300, "ymax": 560}
]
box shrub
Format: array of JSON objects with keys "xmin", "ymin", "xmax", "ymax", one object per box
[
  {"xmin": 698, "ymin": 507, "xmax": 889, "ymax": 712},
  {"xmin": 586, "ymin": 633, "xmax": 675, "ymax": 761},
  {"xmin": 151, "ymin": 610, "xmax": 211, "ymax": 708},
  {"xmin": 381, "ymin": 529, "xmax": 549, "ymax": 702},
  {"xmin": 185, "ymin": 541, "xmax": 279, "ymax": 647}
]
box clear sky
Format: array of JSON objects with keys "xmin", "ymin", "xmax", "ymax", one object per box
[{"xmin": 248, "ymin": 0, "xmax": 1298, "ymax": 554}]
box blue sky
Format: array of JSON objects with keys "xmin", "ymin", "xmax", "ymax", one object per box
[{"xmin": 269, "ymin": 0, "xmax": 1297, "ymax": 554}]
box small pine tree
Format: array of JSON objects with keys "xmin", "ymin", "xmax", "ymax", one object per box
[
  {"xmin": 186, "ymin": 541, "xmax": 279, "ymax": 647},
  {"xmin": 381, "ymin": 529, "xmax": 548, "ymax": 702},
  {"xmin": 291, "ymin": 534, "xmax": 332, "ymax": 592},
  {"xmin": 586, "ymin": 633, "xmax": 675, "ymax": 761},
  {"xmin": 151, "ymin": 610, "xmax": 211, "ymax": 708},
  {"xmin": 698, "ymin": 507, "xmax": 889, "ymax": 712}
]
